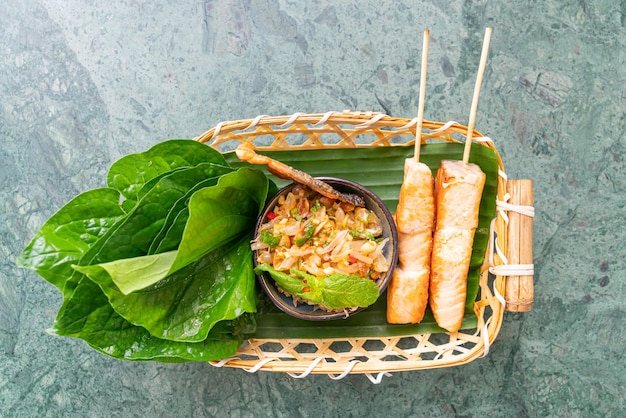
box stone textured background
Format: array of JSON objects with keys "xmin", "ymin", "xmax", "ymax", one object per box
[{"xmin": 1, "ymin": 0, "xmax": 624, "ymax": 416}]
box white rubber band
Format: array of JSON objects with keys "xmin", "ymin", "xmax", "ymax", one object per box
[
  {"xmin": 433, "ymin": 340, "xmax": 470, "ymax": 360},
  {"xmin": 210, "ymin": 356, "xmax": 277, "ymax": 373},
  {"xmin": 245, "ymin": 114, "xmax": 269, "ymax": 130},
  {"xmin": 365, "ymin": 372, "xmax": 392, "ymax": 384},
  {"xmin": 490, "ymin": 264, "xmax": 534, "ymax": 276},
  {"xmin": 494, "ymin": 235, "xmax": 508, "ymax": 265},
  {"xmin": 396, "ymin": 119, "xmax": 460, "ymax": 133},
  {"xmin": 498, "ymin": 193, "xmax": 511, "ymax": 224},
  {"xmin": 210, "ymin": 356, "xmax": 240, "ymax": 368},
  {"xmin": 315, "ymin": 111, "xmax": 336, "ymax": 126},
  {"xmin": 493, "ymin": 284, "xmax": 506, "ymax": 308},
  {"xmin": 355, "ymin": 112, "xmax": 387, "ymax": 128},
  {"xmin": 328, "ymin": 360, "xmax": 361, "ymax": 380},
  {"xmin": 279, "ymin": 112, "xmax": 304, "ymax": 127},
  {"xmin": 496, "ymin": 200, "xmax": 535, "ymax": 217},
  {"xmin": 243, "ymin": 357, "xmax": 277, "ymax": 373},
  {"xmin": 287, "ymin": 357, "xmax": 324, "ymax": 378},
  {"xmin": 210, "ymin": 121, "xmax": 226, "ymax": 141},
  {"xmin": 489, "ymin": 186, "xmax": 535, "ymax": 276},
  {"xmin": 480, "ymin": 318, "xmax": 491, "ymax": 357},
  {"xmin": 474, "ymin": 136, "xmax": 493, "ymax": 144},
  {"xmin": 430, "ymin": 120, "xmax": 459, "ymax": 133},
  {"xmin": 396, "ymin": 117, "xmax": 418, "ymax": 130}
]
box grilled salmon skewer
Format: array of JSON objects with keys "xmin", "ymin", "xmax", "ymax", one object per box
[
  {"xmin": 429, "ymin": 160, "xmax": 485, "ymax": 331},
  {"xmin": 429, "ymin": 28, "xmax": 492, "ymax": 332},
  {"xmin": 386, "ymin": 159, "xmax": 434, "ymax": 323},
  {"xmin": 386, "ymin": 30, "xmax": 434, "ymax": 324}
]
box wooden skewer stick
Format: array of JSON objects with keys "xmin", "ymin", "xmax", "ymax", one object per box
[
  {"xmin": 462, "ymin": 27, "xmax": 493, "ymax": 164},
  {"xmin": 414, "ymin": 29, "xmax": 430, "ymax": 162}
]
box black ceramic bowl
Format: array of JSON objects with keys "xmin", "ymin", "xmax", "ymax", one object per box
[{"xmin": 253, "ymin": 177, "xmax": 398, "ymax": 321}]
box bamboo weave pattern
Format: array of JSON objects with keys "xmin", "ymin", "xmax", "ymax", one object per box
[{"xmin": 195, "ymin": 111, "xmax": 529, "ymax": 379}]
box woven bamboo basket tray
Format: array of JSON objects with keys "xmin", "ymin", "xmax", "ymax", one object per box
[{"xmin": 195, "ymin": 111, "xmax": 534, "ymax": 382}]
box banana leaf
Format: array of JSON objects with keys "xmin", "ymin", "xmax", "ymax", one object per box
[{"xmin": 224, "ymin": 142, "xmax": 498, "ymax": 338}]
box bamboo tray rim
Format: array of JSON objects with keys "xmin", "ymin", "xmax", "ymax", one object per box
[{"xmin": 194, "ymin": 111, "xmax": 532, "ymax": 380}]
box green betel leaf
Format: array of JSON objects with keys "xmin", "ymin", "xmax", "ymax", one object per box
[
  {"xmin": 50, "ymin": 276, "xmax": 245, "ymax": 362},
  {"xmin": 171, "ymin": 166, "xmax": 269, "ymax": 272},
  {"xmin": 107, "ymin": 139, "xmax": 228, "ymax": 209},
  {"xmin": 81, "ymin": 162, "xmax": 233, "ymax": 268},
  {"xmin": 74, "ymin": 236, "xmax": 257, "ymax": 342},
  {"xmin": 23, "ymin": 144, "xmax": 232, "ymax": 291},
  {"xmin": 74, "ymin": 251, "xmax": 178, "ymax": 293},
  {"xmin": 150, "ymin": 209, "xmax": 190, "ymax": 254},
  {"xmin": 16, "ymin": 188, "xmax": 126, "ymax": 291},
  {"xmin": 144, "ymin": 172, "xmax": 230, "ymax": 255},
  {"xmin": 78, "ymin": 167, "xmax": 269, "ymax": 295},
  {"xmin": 19, "ymin": 139, "xmax": 271, "ymax": 362}
]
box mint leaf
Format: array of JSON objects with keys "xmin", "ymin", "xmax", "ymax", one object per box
[{"xmin": 254, "ymin": 264, "xmax": 380, "ymax": 310}]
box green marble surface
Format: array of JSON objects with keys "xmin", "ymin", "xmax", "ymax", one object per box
[{"xmin": 1, "ymin": 0, "xmax": 625, "ymax": 416}]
